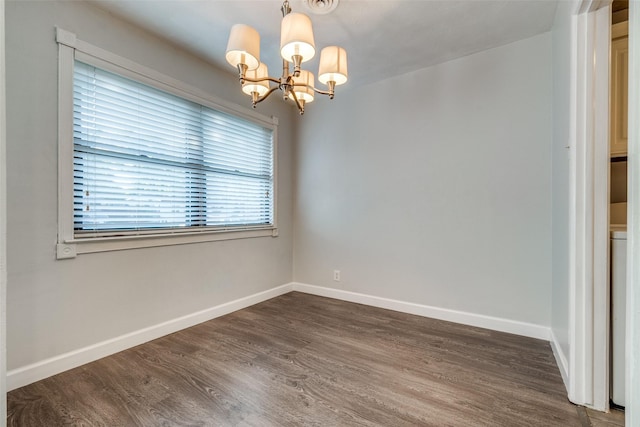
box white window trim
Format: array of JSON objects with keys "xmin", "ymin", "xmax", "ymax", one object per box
[{"xmin": 55, "ymin": 28, "xmax": 278, "ymax": 259}]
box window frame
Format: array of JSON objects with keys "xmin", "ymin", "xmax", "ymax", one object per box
[{"xmin": 56, "ymin": 28, "xmax": 278, "ymax": 259}]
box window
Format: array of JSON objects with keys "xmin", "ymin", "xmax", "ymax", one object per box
[
  {"xmin": 56, "ymin": 28, "xmax": 278, "ymax": 257},
  {"xmin": 73, "ymin": 61, "xmax": 273, "ymax": 234}
]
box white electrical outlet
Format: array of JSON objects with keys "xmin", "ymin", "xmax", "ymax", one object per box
[{"xmin": 333, "ymin": 270, "xmax": 341, "ymax": 281}]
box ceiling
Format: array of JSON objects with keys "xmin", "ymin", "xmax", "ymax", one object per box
[{"xmin": 90, "ymin": 0, "xmax": 559, "ymax": 88}]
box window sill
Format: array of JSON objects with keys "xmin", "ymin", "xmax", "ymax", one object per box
[{"xmin": 56, "ymin": 227, "xmax": 278, "ymax": 259}]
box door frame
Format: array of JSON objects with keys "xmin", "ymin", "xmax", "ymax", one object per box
[
  {"xmin": 568, "ymin": 0, "xmax": 611, "ymax": 412},
  {"xmin": 570, "ymin": 2, "xmax": 640, "ymax": 422},
  {"xmin": 626, "ymin": 1, "xmax": 639, "ymax": 424}
]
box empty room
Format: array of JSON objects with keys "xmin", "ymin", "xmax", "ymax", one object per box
[{"xmin": 0, "ymin": 0, "xmax": 638, "ymax": 425}]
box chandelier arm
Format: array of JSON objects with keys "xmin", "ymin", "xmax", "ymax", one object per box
[
  {"xmin": 242, "ymin": 76, "xmax": 282, "ymax": 85},
  {"xmin": 254, "ymin": 86, "xmax": 281, "ymax": 105},
  {"xmin": 293, "ymin": 83, "xmax": 336, "ymax": 99},
  {"xmin": 293, "ymin": 84, "xmax": 330, "ymax": 95},
  {"xmin": 288, "ymin": 88, "xmax": 305, "ymax": 114}
]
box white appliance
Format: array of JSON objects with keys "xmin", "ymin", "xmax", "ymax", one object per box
[{"xmin": 611, "ymin": 228, "xmax": 627, "ymax": 407}]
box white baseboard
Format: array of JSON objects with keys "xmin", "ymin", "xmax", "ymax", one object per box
[
  {"xmin": 7, "ymin": 283, "xmax": 293, "ymax": 391},
  {"xmin": 291, "ymin": 283, "xmax": 551, "ymax": 341},
  {"xmin": 550, "ymin": 328, "xmax": 570, "ymax": 393}
]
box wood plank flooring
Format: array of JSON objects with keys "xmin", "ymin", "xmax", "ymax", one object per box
[{"xmin": 9, "ymin": 292, "xmax": 585, "ymax": 426}]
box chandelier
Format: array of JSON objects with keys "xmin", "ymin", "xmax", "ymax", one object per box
[{"xmin": 225, "ymin": 0, "xmax": 348, "ymax": 115}]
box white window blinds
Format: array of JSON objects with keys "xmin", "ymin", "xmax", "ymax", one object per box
[{"xmin": 73, "ymin": 61, "xmax": 274, "ymax": 235}]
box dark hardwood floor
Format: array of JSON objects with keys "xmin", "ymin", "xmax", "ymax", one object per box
[{"xmin": 8, "ymin": 292, "xmax": 585, "ymax": 426}]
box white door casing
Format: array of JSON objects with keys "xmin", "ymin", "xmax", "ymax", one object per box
[
  {"xmin": 568, "ymin": 0, "xmax": 610, "ymax": 412},
  {"xmin": 626, "ymin": 1, "xmax": 639, "ymax": 425}
]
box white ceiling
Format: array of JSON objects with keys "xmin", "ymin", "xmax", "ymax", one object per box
[{"xmin": 90, "ymin": 0, "xmax": 559, "ymax": 88}]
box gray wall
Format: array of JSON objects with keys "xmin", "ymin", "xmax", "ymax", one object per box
[
  {"xmin": 550, "ymin": 0, "xmax": 575, "ymax": 367},
  {"xmin": 294, "ymin": 33, "xmax": 553, "ymax": 326},
  {"xmin": 5, "ymin": 0, "xmax": 295, "ymax": 370}
]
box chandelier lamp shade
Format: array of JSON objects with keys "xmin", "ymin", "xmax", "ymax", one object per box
[
  {"xmin": 280, "ymin": 13, "xmax": 316, "ymax": 64},
  {"xmin": 225, "ymin": 0, "xmax": 348, "ymax": 115},
  {"xmin": 242, "ymin": 63, "xmax": 270, "ymax": 97}
]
